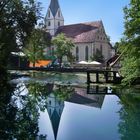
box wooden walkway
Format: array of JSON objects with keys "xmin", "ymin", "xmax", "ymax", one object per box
[{"xmin": 9, "ymin": 67, "xmax": 122, "ymax": 84}]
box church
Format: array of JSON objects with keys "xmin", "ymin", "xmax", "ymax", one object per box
[{"xmin": 45, "ymin": 0, "xmax": 113, "ymax": 63}]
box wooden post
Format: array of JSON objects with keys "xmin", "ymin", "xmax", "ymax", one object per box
[
  {"xmin": 87, "ymin": 72, "xmax": 90, "ymax": 84},
  {"xmin": 105, "ymin": 87, "xmax": 108, "ymax": 94},
  {"xmin": 96, "ymin": 72, "xmax": 99, "ymax": 83},
  {"xmin": 113, "ymin": 71, "xmax": 116, "ymax": 83},
  {"xmin": 105, "ymin": 71, "xmax": 108, "ymax": 83},
  {"xmin": 87, "ymin": 84, "xmax": 90, "ymax": 94},
  {"xmin": 96, "ymin": 85, "xmax": 99, "ymax": 93}
]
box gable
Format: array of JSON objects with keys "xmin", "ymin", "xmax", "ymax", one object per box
[{"xmin": 94, "ymin": 22, "xmax": 108, "ymax": 42}]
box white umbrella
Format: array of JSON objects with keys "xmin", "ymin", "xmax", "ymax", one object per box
[
  {"xmin": 78, "ymin": 61, "xmax": 88, "ymax": 64},
  {"xmin": 89, "ymin": 61, "xmax": 101, "ymax": 65}
]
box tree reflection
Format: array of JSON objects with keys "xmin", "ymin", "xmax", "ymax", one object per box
[
  {"xmin": 0, "ymin": 80, "xmax": 75, "ymax": 139},
  {"xmin": 27, "ymin": 82, "xmax": 52, "ymax": 112},
  {"xmin": 24, "ymin": 82, "xmax": 74, "ymax": 140},
  {"xmin": 53, "ymin": 84, "xmax": 74, "ymax": 101},
  {"xmin": 0, "ymin": 81, "xmax": 40, "ymax": 139},
  {"xmin": 118, "ymin": 89, "xmax": 140, "ymax": 140}
]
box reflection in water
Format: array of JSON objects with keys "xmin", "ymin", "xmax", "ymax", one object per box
[
  {"xmin": 87, "ymin": 84, "xmax": 117, "ymax": 95},
  {"xmin": 46, "ymin": 85, "xmax": 107, "ymax": 139},
  {"xmin": 119, "ymin": 93, "xmax": 140, "ymax": 140},
  {"xmin": 0, "ymin": 80, "xmax": 107, "ymax": 140},
  {"xmin": 0, "ymin": 82, "xmax": 39, "ymax": 139},
  {"xmin": 45, "ymin": 85, "xmax": 74, "ymax": 140},
  {"xmin": 0, "ymin": 78, "xmax": 140, "ymax": 140},
  {"xmin": 68, "ymin": 87, "xmax": 105, "ymax": 109},
  {"xmin": 46, "ymin": 92, "xmax": 64, "ymax": 140}
]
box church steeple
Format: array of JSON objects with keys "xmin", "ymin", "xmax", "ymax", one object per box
[
  {"xmin": 49, "ymin": 0, "xmax": 60, "ymax": 17},
  {"xmin": 45, "ymin": 0, "xmax": 64, "ymax": 36}
]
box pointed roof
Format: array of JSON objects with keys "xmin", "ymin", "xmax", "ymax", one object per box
[
  {"xmin": 49, "ymin": 0, "xmax": 60, "ymax": 17},
  {"xmin": 51, "ymin": 109, "xmax": 61, "ymax": 140}
]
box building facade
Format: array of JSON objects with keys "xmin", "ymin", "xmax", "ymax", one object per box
[{"xmin": 45, "ymin": 0, "xmax": 113, "ymax": 62}]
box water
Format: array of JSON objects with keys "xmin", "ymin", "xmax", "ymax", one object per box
[{"xmin": 0, "ymin": 72, "xmax": 140, "ymax": 140}]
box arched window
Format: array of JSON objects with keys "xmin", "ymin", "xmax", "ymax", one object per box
[
  {"xmin": 58, "ymin": 21, "xmax": 60, "ymax": 26},
  {"xmin": 49, "ymin": 100, "xmax": 51, "ymax": 105},
  {"xmin": 48, "ymin": 21, "xmax": 51, "ymax": 26},
  {"xmin": 48, "ymin": 10, "xmax": 50, "ymax": 17},
  {"xmin": 85, "ymin": 46, "xmax": 88, "ymax": 61},
  {"xmin": 76, "ymin": 46, "xmax": 79, "ymax": 61}
]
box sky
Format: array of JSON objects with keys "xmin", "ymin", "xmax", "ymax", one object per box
[{"xmin": 38, "ymin": 0, "xmax": 130, "ymax": 43}]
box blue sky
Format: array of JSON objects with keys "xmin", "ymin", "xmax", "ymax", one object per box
[{"xmin": 38, "ymin": 0, "xmax": 130, "ymax": 43}]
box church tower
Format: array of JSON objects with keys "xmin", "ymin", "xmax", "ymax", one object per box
[{"xmin": 45, "ymin": 0, "xmax": 64, "ymax": 36}]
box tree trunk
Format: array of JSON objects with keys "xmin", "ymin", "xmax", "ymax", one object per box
[
  {"xmin": 33, "ymin": 62, "xmax": 35, "ymax": 67},
  {"xmin": 59, "ymin": 57, "xmax": 62, "ymax": 68},
  {"xmin": 0, "ymin": 65, "xmax": 8, "ymax": 85}
]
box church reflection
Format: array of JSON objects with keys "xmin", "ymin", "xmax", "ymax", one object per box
[
  {"xmin": 67, "ymin": 86, "xmax": 105, "ymax": 109},
  {"xmin": 1, "ymin": 78, "xmax": 140, "ymax": 140},
  {"xmin": 0, "ymin": 80, "xmax": 115, "ymax": 140},
  {"xmin": 46, "ymin": 85, "xmax": 65, "ymax": 140},
  {"xmin": 44, "ymin": 84, "xmax": 113, "ymax": 140}
]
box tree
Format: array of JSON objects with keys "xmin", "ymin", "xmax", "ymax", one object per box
[
  {"xmin": 114, "ymin": 42, "xmax": 120, "ymax": 54},
  {"xmin": 52, "ymin": 33, "xmax": 75, "ymax": 67},
  {"xmin": 0, "ymin": 82, "xmax": 40, "ymax": 139},
  {"xmin": 119, "ymin": 0, "xmax": 140, "ymax": 85},
  {"xmin": 0, "ymin": 81, "xmax": 54, "ymax": 139},
  {"xmin": 90, "ymin": 48, "xmax": 104, "ymax": 63},
  {"xmin": 53, "ymin": 85, "xmax": 74, "ymax": 101},
  {"xmin": 118, "ymin": 93, "xmax": 140, "ymax": 140},
  {"xmin": 24, "ymin": 29, "xmax": 49, "ymax": 67},
  {"xmin": 0, "ymin": 0, "xmax": 41, "ymax": 78}
]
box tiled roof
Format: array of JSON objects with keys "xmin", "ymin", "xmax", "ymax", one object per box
[
  {"xmin": 55, "ymin": 21, "xmax": 102, "ymax": 43},
  {"xmin": 49, "ymin": 0, "xmax": 60, "ymax": 17}
]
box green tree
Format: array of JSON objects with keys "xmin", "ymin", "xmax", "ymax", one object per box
[
  {"xmin": 24, "ymin": 29, "xmax": 49, "ymax": 67},
  {"xmin": 0, "ymin": 0, "xmax": 41, "ymax": 77},
  {"xmin": 52, "ymin": 33, "xmax": 75, "ymax": 67},
  {"xmin": 119, "ymin": 0, "xmax": 140, "ymax": 85},
  {"xmin": 118, "ymin": 93, "xmax": 140, "ymax": 140},
  {"xmin": 53, "ymin": 85, "xmax": 74, "ymax": 101},
  {"xmin": 0, "ymin": 82, "xmax": 40, "ymax": 139},
  {"xmin": 114, "ymin": 42, "xmax": 120, "ymax": 54},
  {"xmin": 90, "ymin": 48, "xmax": 104, "ymax": 63}
]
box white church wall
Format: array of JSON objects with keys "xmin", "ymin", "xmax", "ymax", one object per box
[
  {"xmin": 98, "ymin": 42, "xmax": 111, "ymax": 60},
  {"xmin": 72, "ymin": 43, "xmax": 93, "ymax": 62},
  {"xmin": 72, "ymin": 42, "xmax": 112, "ymax": 62}
]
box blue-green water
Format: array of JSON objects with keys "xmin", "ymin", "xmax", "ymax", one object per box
[{"xmin": 0, "ymin": 72, "xmax": 140, "ymax": 140}]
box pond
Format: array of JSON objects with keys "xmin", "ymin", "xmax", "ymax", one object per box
[{"xmin": 0, "ymin": 72, "xmax": 140, "ymax": 140}]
